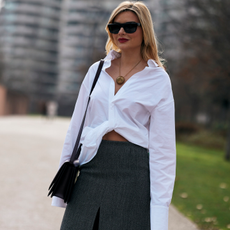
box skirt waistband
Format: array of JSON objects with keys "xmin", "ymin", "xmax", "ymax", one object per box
[{"xmin": 100, "ymin": 139, "xmax": 148, "ymax": 151}]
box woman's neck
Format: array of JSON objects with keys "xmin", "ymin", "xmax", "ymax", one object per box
[{"xmin": 119, "ymin": 49, "xmax": 142, "ymax": 66}]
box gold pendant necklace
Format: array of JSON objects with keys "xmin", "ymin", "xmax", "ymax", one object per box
[
  {"xmin": 116, "ymin": 76, "xmax": 125, "ymax": 85},
  {"xmin": 116, "ymin": 58, "xmax": 142, "ymax": 85}
]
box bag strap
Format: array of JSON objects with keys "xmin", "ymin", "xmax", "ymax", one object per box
[{"xmin": 69, "ymin": 60, "xmax": 104, "ymax": 164}]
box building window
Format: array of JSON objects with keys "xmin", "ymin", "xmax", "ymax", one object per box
[{"xmin": 4, "ymin": 2, "xmax": 18, "ymax": 10}]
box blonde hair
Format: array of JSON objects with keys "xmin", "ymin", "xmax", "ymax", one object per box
[{"xmin": 105, "ymin": 1, "xmax": 164, "ymax": 68}]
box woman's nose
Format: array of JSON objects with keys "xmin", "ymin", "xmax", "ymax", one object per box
[{"xmin": 118, "ymin": 27, "xmax": 125, "ymax": 34}]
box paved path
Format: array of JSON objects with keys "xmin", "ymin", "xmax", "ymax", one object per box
[{"xmin": 0, "ymin": 116, "xmax": 198, "ymax": 230}]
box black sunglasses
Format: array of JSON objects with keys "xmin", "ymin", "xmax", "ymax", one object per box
[{"xmin": 108, "ymin": 22, "xmax": 141, "ymax": 34}]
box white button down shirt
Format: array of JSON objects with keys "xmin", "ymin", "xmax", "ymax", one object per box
[{"xmin": 52, "ymin": 50, "xmax": 176, "ymax": 230}]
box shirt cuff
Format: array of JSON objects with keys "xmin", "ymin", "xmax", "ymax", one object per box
[
  {"xmin": 51, "ymin": 196, "xmax": 67, "ymax": 208},
  {"xmin": 151, "ymin": 203, "xmax": 169, "ymax": 230}
]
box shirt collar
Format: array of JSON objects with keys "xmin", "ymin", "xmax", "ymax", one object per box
[
  {"xmin": 104, "ymin": 50, "xmax": 159, "ymax": 68},
  {"xmin": 104, "ymin": 50, "xmax": 121, "ymax": 61},
  {"xmin": 147, "ymin": 59, "xmax": 159, "ymax": 67}
]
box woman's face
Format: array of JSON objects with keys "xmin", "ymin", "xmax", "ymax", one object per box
[{"xmin": 111, "ymin": 11, "xmax": 143, "ymax": 53}]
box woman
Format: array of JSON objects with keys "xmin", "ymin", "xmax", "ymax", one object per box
[{"xmin": 52, "ymin": 1, "xmax": 176, "ymax": 230}]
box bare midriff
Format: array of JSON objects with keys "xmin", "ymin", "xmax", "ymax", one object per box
[{"xmin": 102, "ymin": 130, "xmax": 128, "ymax": 142}]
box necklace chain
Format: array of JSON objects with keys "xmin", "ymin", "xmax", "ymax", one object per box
[{"xmin": 116, "ymin": 58, "xmax": 142, "ymax": 85}]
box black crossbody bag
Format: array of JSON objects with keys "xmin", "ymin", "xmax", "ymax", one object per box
[{"xmin": 48, "ymin": 60, "xmax": 104, "ymax": 203}]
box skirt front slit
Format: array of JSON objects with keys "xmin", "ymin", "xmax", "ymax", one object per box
[{"xmin": 60, "ymin": 140, "xmax": 150, "ymax": 230}]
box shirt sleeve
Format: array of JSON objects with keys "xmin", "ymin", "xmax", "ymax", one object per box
[
  {"xmin": 148, "ymin": 80, "xmax": 176, "ymax": 230},
  {"xmin": 51, "ymin": 63, "xmax": 98, "ymax": 208}
]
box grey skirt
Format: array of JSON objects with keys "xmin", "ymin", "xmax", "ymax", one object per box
[{"xmin": 60, "ymin": 140, "xmax": 150, "ymax": 230}]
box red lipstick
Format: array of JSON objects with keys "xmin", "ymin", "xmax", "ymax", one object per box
[{"xmin": 118, "ymin": 38, "xmax": 129, "ymax": 43}]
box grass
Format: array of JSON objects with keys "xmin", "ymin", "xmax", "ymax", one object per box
[{"xmin": 172, "ymin": 142, "xmax": 230, "ymax": 230}]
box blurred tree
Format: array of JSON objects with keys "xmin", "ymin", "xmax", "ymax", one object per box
[
  {"xmin": 161, "ymin": 0, "xmax": 230, "ymax": 159},
  {"xmin": 159, "ymin": 0, "xmax": 230, "ymax": 160}
]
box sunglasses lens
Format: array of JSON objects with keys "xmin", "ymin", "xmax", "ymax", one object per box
[
  {"xmin": 124, "ymin": 24, "xmax": 137, "ymax": 33},
  {"xmin": 108, "ymin": 24, "xmax": 120, "ymax": 34}
]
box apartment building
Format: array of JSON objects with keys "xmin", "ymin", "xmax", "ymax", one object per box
[
  {"xmin": 0, "ymin": 0, "xmax": 62, "ymax": 114},
  {"xmin": 0, "ymin": 0, "xmax": 152, "ymax": 115}
]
